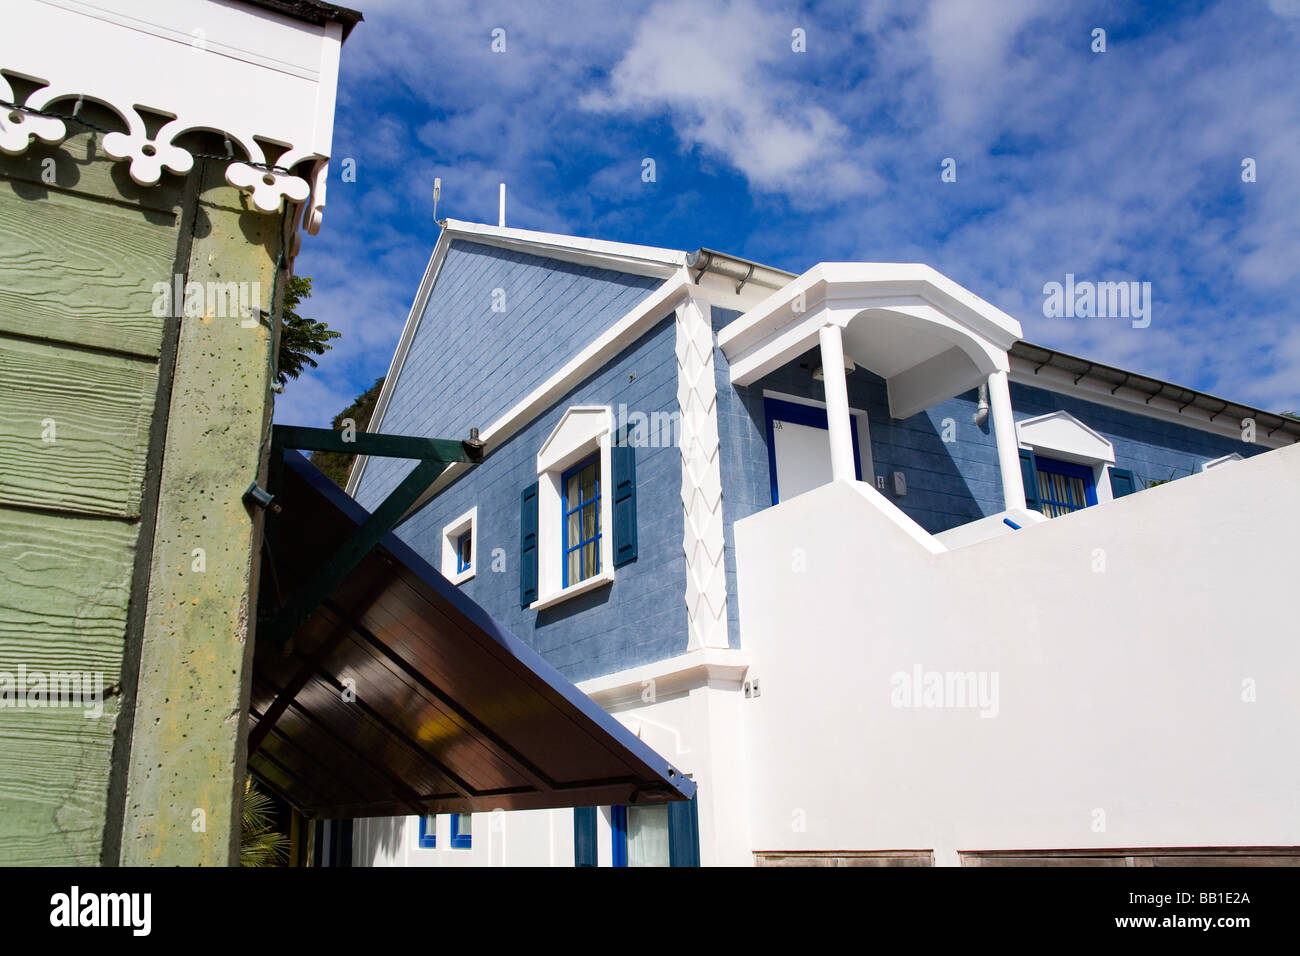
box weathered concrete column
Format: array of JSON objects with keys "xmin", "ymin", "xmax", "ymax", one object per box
[
  {"xmin": 818, "ymin": 324, "xmax": 856, "ymax": 482},
  {"xmin": 988, "ymin": 368, "xmax": 1027, "ymax": 511},
  {"xmin": 117, "ymin": 160, "xmax": 282, "ymax": 865}
]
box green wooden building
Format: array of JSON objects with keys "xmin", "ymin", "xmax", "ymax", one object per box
[{"xmin": 0, "ymin": 0, "xmax": 361, "ymax": 866}]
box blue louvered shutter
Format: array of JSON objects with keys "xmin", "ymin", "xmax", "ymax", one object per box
[
  {"xmin": 612, "ymin": 445, "xmax": 637, "ymax": 567},
  {"xmin": 1110, "ymin": 467, "xmax": 1137, "ymax": 498},
  {"xmin": 667, "ymin": 794, "xmax": 700, "ymax": 867},
  {"xmin": 573, "ymin": 807, "xmax": 597, "ymax": 867},
  {"xmin": 1018, "ymin": 448, "xmax": 1043, "ymax": 513},
  {"xmin": 520, "ymin": 482, "xmax": 538, "ymax": 606}
]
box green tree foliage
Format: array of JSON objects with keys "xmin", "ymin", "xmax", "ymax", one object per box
[
  {"xmin": 240, "ymin": 775, "xmax": 289, "ymax": 867},
  {"xmin": 311, "ymin": 376, "xmax": 386, "ymax": 488},
  {"xmin": 277, "ymin": 275, "xmax": 340, "ymax": 386}
]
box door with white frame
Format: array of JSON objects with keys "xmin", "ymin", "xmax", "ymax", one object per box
[{"xmin": 764, "ymin": 395, "xmax": 870, "ymax": 504}]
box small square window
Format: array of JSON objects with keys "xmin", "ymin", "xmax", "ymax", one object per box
[
  {"xmin": 441, "ymin": 507, "xmax": 477, "ymax": 585},
  {"xmin": 456, "ymin": 530, "xmax": 472, "ymax": 573}
]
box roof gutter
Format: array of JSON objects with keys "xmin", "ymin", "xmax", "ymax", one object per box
[{"xmin": 686, "ymin": 248, "xmax": 795, "ymax": 294}]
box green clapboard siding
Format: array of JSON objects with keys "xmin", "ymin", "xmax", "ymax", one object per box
[
  {"xmin": 0, "ymin": 128, "xmax": 181, "ymax": 358},
  {"xmin": 0, "ymin": 705, "xmax": 121, "ymax": 866},
  {"xmin": 0, "ymin": 337, "xmax": 157, "ymax": 518},
  {"xmin": 0, "ymin": 509, "xmax": 136, "ymax": 674},
  {"xmin": 0, "ymin": 120, "xmax": 185, "ymax": 865},
  {"xmin": 0, "ymin": 187, "xmax": 174, "ymax": 357}
]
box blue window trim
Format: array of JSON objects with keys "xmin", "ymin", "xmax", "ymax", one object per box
[
  {"xmin": 763, "ymin": 397, "xmax": 864, "ymax": 506},
  {"xmin": 611, "ymin": 799, "xmax": 701, "ymax": 867},
  {"xmin": 456, "ymin": 529, "xmax": 472, "ymax": 573},
  {"xmin": 1035, "ymin": 455, "xmax": 1098, "ymax": 513},
  {"xmin": 417, "ymin": 814, "xmax": 436, "ymax": 849},
  {"xmin": 610, "ymin": 805, "xmax": 627, "ymax": 867},
  {"xmin": 561, "ymin": 454, "xmax": 602, "ymax": 587},
  {"xmin": 449, "ymin": 812, "xmax": 471, "ymax": 849}
]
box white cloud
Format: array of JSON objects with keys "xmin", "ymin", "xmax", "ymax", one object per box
[{"xmin": 582, "ymin": 0, "xmax": 881, "ymax": 201}]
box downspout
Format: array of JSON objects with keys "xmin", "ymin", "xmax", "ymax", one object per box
[{"xmin": 974, "ymin": 383, "xmax": 990, "ymax": 426}]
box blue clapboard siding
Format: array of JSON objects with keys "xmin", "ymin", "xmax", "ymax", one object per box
[
  {"xmin": 355, "ymin": 240, "xmax": 663, "ymax": 511},
  {"xmin": 388, "ymin": 313, "xmax": 687, "ymax": 683},
  {"xmin": 1009, "ymin": 380, "xmax": 1271, "ymax": 489}
]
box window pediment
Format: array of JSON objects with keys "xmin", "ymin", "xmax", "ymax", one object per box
[{"xmin": 1016, "ymin": 411, "xmax": 1115, "ymax": 465}]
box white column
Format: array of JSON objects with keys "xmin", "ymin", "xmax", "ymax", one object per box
[
  {"xmin": 988, "ymin": 368, "xmax": 1027, "ymax": 511},
  {"xmin": 818, "ymin": 324, "xmax": 856, "ymax": 482}
]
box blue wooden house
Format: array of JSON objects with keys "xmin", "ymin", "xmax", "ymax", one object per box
[{"xmin": 346, "ymin": 220, "xmax": 1300, "ymax": 868}]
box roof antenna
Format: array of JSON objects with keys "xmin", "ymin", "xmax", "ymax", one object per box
[
  {"xmin": 433, "ymin": 177, "xmax": 442, "ymax": 226},
  {"xmin": 498, "ymin": 182, "xmax": 506, "ymax": 227}
]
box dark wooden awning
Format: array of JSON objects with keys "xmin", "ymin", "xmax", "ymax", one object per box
[{"xmin": 248, "ymin": 450, "xmax": 693, "ymax": 819}]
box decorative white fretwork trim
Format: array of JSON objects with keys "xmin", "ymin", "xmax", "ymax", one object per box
[{"xmin": 0, "ymin": 0, "xmax": 343, "ymax": 233}]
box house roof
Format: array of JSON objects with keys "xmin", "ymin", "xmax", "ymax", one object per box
[
  {"xmin": 251, "ymin": 451, "xmax": 695, "ymax": 818},
  {"xmin": 234, "ymin": 0, "xmax": 364, "ymax": 39},
  {"xmin": 1011, "ymin": 341, "xmax": 1300, "ymax": 445}
]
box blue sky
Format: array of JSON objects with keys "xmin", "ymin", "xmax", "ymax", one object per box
[{"xmin": 279, "ymin": 0, "xmax": 1300, "ymax": 426}]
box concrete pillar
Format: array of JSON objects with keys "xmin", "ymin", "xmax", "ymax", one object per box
[
  {"xmin": 116, "ymin": 159, "xmax": 281, "ymax": 865},
  {"xmin": 818, "ymin": 324, "xmax": 856, "ymax": 482},
  {"xmin": 988, "ymin": 368, "xmax": 1027, "ymax": 511}
]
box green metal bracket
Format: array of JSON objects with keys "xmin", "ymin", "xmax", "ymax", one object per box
[{"xmin": 259, "ymin": 425, "xmax": 484, "ymax": 647}]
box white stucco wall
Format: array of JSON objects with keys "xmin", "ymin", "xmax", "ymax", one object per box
[
  {"xmin": 734, "ymin": 443, "xmax": 1300, "ymax": 864},
  {"xmin": 354, "ymin": 808, "xmax": 573, "ymax": 867}
]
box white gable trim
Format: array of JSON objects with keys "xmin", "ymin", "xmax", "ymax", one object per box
[
  {"xmin": 442, "ymin": 220, "xmax": 687, "ymax": 280},
  {"xmin": 345, "ymin": 227, "xmax": 453, "ymax": 495},
  {"xmin": 346, "ymin": 226, "xmax": 689, "ymax": 497},
  {"xmin": 362, "ymin": 270, "xmax": 693, "ymax": 518},
  {"xmin": 1016, "ymin": 410, "xmax": 1116, "ymax": 465}
]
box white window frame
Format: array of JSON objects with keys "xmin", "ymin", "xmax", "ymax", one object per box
[
  {"xmin": 441, "ymin": 506, "xmax": 477, "ymax": 585},
  {"xmin": 532, "ymin": 406, "xmax": 615, "ymax": 610}
]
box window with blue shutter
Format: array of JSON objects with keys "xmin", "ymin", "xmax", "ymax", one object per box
[
  {"xmin": 1018, "ymin": 447, "xmax": 1043, "ymax": 513},
  {"xmin": 610, "ymin": 794, "xmax": 699, "ymax": 867},
  {"xmin": 612, "ymin": 444, "xmax": 637, "ymax": 566},
  {"xmin": 1110, "ymin": 467, "xmax": 1137, "ymax": 498},
  {"xmin": 519, "ymin": 482, "xmax": 538, "ymax": 606},
  {"xmin": 1033, "ymin": 456, "xmax": 1097, "ymax": 517},
  {"xmin": 667, "ymin": 795, "xmax": 701, "ymax": 867},
  {"xmin": 573, "ymin": 807, "xmax": 597, "ymax": 867}
]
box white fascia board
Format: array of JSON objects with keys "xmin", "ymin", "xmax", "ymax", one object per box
[
  {"xmin": 440, "ymin": 219, "xmax": 687, "ymax": 280},
  {"xmin": 1008, "ymin": 355, "xmax": 1294, "ymax": 451},
  {"xmin": 2, "ymin": 0, "xmax": 346, "ymax": 227},
  {"xmin": 345, "ymin": 228, "xmax": 453, "ymax": 496},
  {"xmin": 718, "ymin": 263, "xmax": 1023, "ymax": 355},
  {"xmin": 717, "ymin": 264, "xmax": 1023, "ymax": 389},
  {"xmin": 577, "ymin": 649, "xmax": 751, "ymax": 708},
  {"xmin": 394, "ymin": 268, "xmax": 694, "ymax": 519}
]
